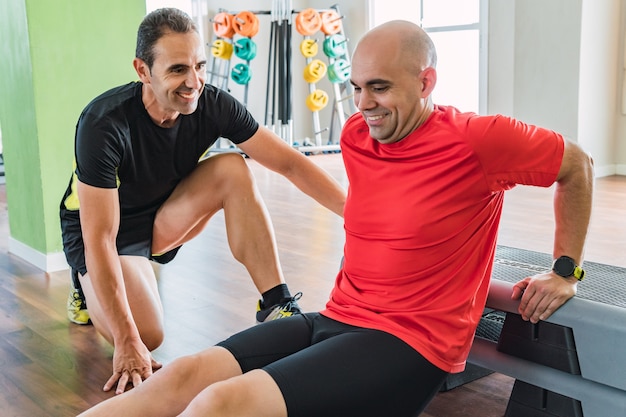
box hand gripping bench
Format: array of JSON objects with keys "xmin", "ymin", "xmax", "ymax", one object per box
[{"xmin": 465, "ymin": 246, "xmax": 626, "ymax": 417}]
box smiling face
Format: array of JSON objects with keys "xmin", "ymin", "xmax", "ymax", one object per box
[
  {"xmin": 134, "ymin": 30, "xmax": 207, "ymax": 126},
  {"xmin": 351, "ymin": 21, "xmax": 437, "ymax": 144}
]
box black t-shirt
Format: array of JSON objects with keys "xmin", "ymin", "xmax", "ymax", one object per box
[{"xmin": 60, "ymin": 81, "xmax": 259, "ymax": 247}]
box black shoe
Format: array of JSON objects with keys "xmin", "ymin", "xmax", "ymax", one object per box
[{"xmin": 256, "ymin": 292, "xmax": 303, "ymax": 323}]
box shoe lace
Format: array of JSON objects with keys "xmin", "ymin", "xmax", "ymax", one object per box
[
  {"xmin": 71, "ymin": 295, "xmax": 83, "ymax": 309},
  {"xmin": 281, "ymin": 292, "xmax": 303, "ymax": 312},
  {"xmin": 70, "ymin": 289, "xmax": 86, "ymax": 309}
]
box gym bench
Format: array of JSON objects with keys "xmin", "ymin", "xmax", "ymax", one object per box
[{"xmin": 467, "ymin": 270, "xmax": 626, "ymax": 416}]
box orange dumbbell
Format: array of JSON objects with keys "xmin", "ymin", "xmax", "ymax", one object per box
[
  {"xmin": 233, "ymin": 11, "xmax": 260, "ymax": 38},
  {"xmin": 213, "ymin": 12, "xmax": 235, "ymax": 38},
  {"xmin": 295, "ymin": 8, "xmax": 322, "ymax": 36},
  {"xmin": 320, "ymin": 10, "xmax": 343, "ymax": 35}
]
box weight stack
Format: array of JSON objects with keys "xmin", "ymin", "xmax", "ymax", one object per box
[
  {"xmin": 439, "ymin": 309, "xmax": 505, "ymax": 391},
  {"xmin": 497, "ymin": 313, "xmax": 583, "ymax": 417}
]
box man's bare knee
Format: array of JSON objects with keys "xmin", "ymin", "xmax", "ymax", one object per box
[
  {"xmin": 211, "ymin": 152, "xmax": 256, "ymax": 193},
  {"xmin": 180, "ymin": 369, "xmax": 286, "ymax": 417},
  {"xmin": 141, "ymin": 327, "xmax": 164, "ymax": 351},
  {"xmin": 181, "ymin": 379, "xmax": 240, "ymax": 416},
  {"xmin": 168, "ymin": 354, "xmax": 202, "ymax": 383}
]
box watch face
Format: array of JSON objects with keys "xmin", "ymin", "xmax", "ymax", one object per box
[{"xmin": 554, "ymin": 257, "xmax": 576, "ymax": 277}]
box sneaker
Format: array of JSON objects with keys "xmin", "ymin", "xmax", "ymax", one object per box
[
  {"xmin": 67, "ymin": 280, "xmax": 91, "ymax": 325},
  {"xmin": 256, "ymin": 292, "xmax": 303, "ymax": 323}
]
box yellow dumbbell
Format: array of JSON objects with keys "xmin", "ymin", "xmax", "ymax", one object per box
[
  {"xmin": 306, "ymin": 89, "xmax": 329, "ymax": 112},
  {"xmin": 211, "ymin": 39, "xmax": 233, "ymax": 60},
  {"xmin": 303, "ymin": 59, "xmax": 327, "ymax": 84},
  {"xmin": 300, "ymin": 38, "xmax": 318, "ymax": 58}
]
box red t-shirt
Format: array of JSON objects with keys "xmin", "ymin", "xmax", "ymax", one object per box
[{"xmin": 321, "ymin": 105, "xmax": 564, "ymax": 372}]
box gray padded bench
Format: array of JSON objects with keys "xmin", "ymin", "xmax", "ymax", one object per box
[{"xmin": 466, "ymin": 246, "xmax": 626, "ymax": 417}]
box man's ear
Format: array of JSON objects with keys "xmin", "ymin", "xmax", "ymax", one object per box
[
  {"xmin": 420, "ymin": 67, "xmax": 437, "ymax": 98},
  {"xmin": 133, "ymin": 58, "xmax": 151, "ymax": 83}
]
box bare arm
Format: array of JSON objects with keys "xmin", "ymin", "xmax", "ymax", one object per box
[
  {"xmin": 238, "ymin": 126, "xmax": 346, "ymax": 217},
  {"xmin": 551, "ymin": 139, "xmax": 594, "ymax": 264},
  {"xmin": 77, "ymin": 181, "xmax": 154, "ymax": 392},
  {"xmin": 512, "ymin": 139, "xmax": 594, "ymax": 322}
]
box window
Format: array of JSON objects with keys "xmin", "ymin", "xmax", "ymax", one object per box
[{"xmin": 368, "ymin": 0, "xmax": 487, "ymax": 113}]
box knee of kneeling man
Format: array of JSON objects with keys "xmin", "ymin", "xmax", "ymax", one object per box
[{"xmin": 142, "ymin": 327, "xmax": 165, "ymax": 351}]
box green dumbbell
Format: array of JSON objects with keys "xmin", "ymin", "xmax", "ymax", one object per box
[
  {"xmin": 234, "ymin": 38, "xmax": 257, "ymax": 61},
  {"xmin": 327, "ymin": 59, "xmax": 351, "ymax": 83},
  {"xmin": 231, "ymin": 63, "xmax": 252, "ymax": 85},
  {"xmin": 323, "ymin": 34, "xmax": 347, "ymax": 58}
]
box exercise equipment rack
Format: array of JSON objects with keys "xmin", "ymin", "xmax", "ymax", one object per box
[{"xmin": 205, "ymin": 2, "xmax": 356, "ymax": 154}]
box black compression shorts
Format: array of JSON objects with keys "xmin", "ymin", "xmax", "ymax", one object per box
[{"xmin": 217, "ymin": 313, "xmax": 448, "ymax": 417}]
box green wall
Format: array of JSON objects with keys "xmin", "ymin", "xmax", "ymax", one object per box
[{"xmin": 0, "ymin": 0, "xmax": 145, "ymax": 257}]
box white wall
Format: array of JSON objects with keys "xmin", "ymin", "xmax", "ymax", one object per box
[
  {"xmin": 488, "ymin": 0, "xmax": 625, "ymax": 177},
  {"xmin": 487, "ymin": 1, "xmax": 515, "ymax": 116},
  {"xmin": 488, "ymin": 1, "xmax": 581, "ymax": 134},
  {"xmin": 616, "ymin": 1, "xmax": 626, "ymax": 174},
  {"xmin": 513, "ymin": 0, "xmax": 582, "ymax": 139},
  {"xmin": 578, "ymin": 0, "xmax": 622, "ymax": 177}
]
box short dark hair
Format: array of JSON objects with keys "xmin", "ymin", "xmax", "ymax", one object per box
[{"xmin": 135, "ymin": 8, "xmax": 198, "ymax": 68}]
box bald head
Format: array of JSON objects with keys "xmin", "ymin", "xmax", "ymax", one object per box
[
  {"xmin": 354, "ymin": 20, "xmax": 437, "ymax": 74},
  {"xmin": 350, "ymin": 20, "xmax": 438, "ymax": 144}
]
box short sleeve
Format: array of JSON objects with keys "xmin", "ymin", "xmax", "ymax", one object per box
[
  {"xmin": 211, "ymin": 89, "xmax": 259, "ymax": 144},
  {"xmin": 74, "ymin": 111, "xmax": 125, "ymax": 189},
  {"xmin": 468, "ymin": 115, "xmax": 565, "ymax": 191}
]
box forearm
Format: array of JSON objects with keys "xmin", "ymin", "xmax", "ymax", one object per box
[
  {"xmin": 84, "ymin": 243, "xmax": 141, "ymax": 344},
  {"xmin": 77, "ymin": 181, "xmax": 140, "ymax": 344},
  {"xmin": 239, "ymin": 127, "xmax": 346, "ymax": 217},
  {"xmin": 552, "ymin": 145, "xmax": 594, "ymax": 264},
  {"xmin": 283, "ymin": 154, "xmax": 346, "ymax": 217}
]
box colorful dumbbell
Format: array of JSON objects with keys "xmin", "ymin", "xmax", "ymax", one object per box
[
  {"xmin": 303, "ymin": 59, "xmax": 327, "ymax": 84},
  {"xmin": 234, "ymin": 38, "xmax": 257, "ymax": 61},
  {"xmin": 306, "ymin": 89, "xmax": 329, "ymax": 112},
  {"xmin": 327, "ymin": 59, "xmax": 351, "ymax": 83},
  {"xmin": 211, "ymin": 39, "xmax": 233, "ymax": 59},
  {"xmin": 320, "ymin": 10, "xmax": 343, "ymax": 35},
  {"xmin": 231, "ymin": 63, "xmax": 252, "ymax": 85},
  {"xmin": 295, "ymin": 8, "xmax": 322, "ymax": 36},
  {"xmin": 233, "ymin": 11, "xmax": 259, "ymax": 38},
  {"xmin": 300, "ymin": 38, "xmax": 319, "ymax": 58},
  {"xmin": 213, "ymin": 12, "xmax": 235, "ymax": 38},
  {"xmin": 323, "ymin": 34, "xmax": 347, "ymax": 58}
]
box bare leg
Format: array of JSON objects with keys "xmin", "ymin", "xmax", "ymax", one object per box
[
  {"xmin": 77, "ymin": 347, "xmax": 243, "ymax": 417},
  {"xmin": 152, "ymin": 153, "xmax": 285, "ymax": 294},
  {"xmin": 79, "ymin": 255, "xmax": 164, "ymax": 349},
  {"xmin": 179, "ymin": 369, "xmax": 287, "ymax": 417}
]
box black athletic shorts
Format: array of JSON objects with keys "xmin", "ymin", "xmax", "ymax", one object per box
[
  {"xmin": 61, "ymin": 208, "xmax": 180, "ymax": 277},
  {"xmin": 217, "ymin": 313, "xmax": 449, "ymax": 417}
]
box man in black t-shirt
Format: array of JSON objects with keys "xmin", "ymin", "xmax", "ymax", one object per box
[{"xmin": 60, "ymin": 7, "xmax": 345, "ymax": 395}]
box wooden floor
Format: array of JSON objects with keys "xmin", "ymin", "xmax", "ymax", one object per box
[{"xmin": 0, "ymin": 153, "xmax": 624, "ymax": 416}]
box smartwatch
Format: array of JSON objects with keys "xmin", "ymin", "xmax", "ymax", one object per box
[{"xmin": 552, "ymin": 256, "xmax": 585, "ymax": 281}]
